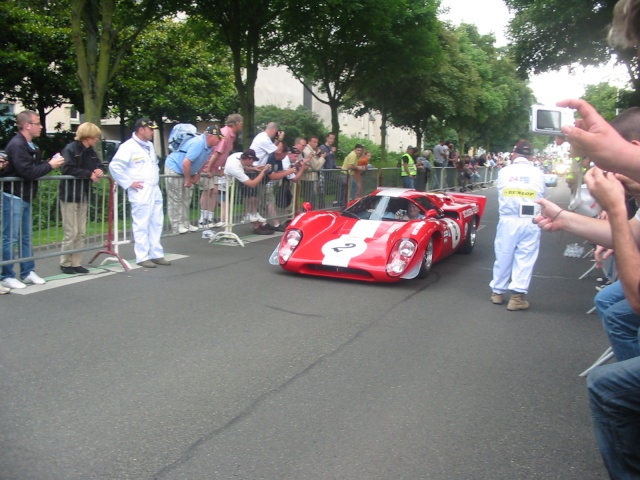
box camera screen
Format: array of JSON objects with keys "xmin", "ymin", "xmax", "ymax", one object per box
[
  {"xmin": 521, "ymin": 205, "xmax": 535, "ymax": 215},
  {"xmin": 536, "ymin": 109, "xmax": 561, "ymax": 131}
]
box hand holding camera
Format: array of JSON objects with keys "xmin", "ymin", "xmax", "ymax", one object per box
[{"xmin": 530, "ymin": 105, "xmax": 575, "ymax": 136}]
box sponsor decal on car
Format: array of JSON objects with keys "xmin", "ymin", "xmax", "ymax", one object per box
[{"xmin": 462, "ymin": 206, "xmax": 478, "ymax": 218}]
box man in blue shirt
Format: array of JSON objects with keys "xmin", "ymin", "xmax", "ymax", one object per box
[{"xmin": 164, "ymin": 125, "xmax": 224, "ymax": 234}]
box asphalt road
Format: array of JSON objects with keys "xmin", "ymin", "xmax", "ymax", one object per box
[{"xmin": 0, "ymin": 180, "xmax": 610, "ymax": 479}]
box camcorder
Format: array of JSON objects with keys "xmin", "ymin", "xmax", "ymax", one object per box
[{"xmin": 529, "ymin": 105, "xmax": 574, "ymax": 136}]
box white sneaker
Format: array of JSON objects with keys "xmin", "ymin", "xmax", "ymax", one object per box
[
  {"xmin": 249, "ymin": 213, "xmax": 267, "ymax": 223},
  {"xmin": 23, "ymin": 271, "xmax": 46, "ymax": 285},
  {"xmin": 240, "ymin": 214, "xmax": 250, "ymax": 224},
  {"xmin": 2, "ymin": 277, "xmax": 26, "ymax": 289},
  {"xmin": 212, "ymin": 221, "xmax": 226, "ymax": 228},
  {"xmin": 188, "ymin": 225, "xmax": 199, "ymax": 232},
  {"xmin": 178, "ymin": 226, "xmax": 189, "ymax": 234},
  {"xmin": 0, "ymin": 285, "xmax": 10, "ymax": 294}
]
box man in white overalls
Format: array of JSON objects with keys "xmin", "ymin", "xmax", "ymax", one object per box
[
  {"xmin": 490, "ymin": 140, "xmax": 545, "ymax": 310},
  {"xmin": 109, "ymin": 119, "xmax": 169, "ymax": 269}
]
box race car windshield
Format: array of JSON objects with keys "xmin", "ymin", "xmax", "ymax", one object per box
[{"xmin": 343, "ymin": 196, "xmax": 425, "ymax": 221}]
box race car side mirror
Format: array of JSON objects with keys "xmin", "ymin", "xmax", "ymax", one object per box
[
  {"xmin": 425, "ymin": 209, "xmax": 440, "ymax": 219},
  {"xmin": 302, "ymin": 201, "xmax": 313, "ymax": 212}
]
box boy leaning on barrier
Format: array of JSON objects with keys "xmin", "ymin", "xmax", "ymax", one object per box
[
  {"xmin": 1, "ymin": 110, "xmax": 64, "ymax": 290},
  {"xmin": 58, "ymin": 122, "xmax": 105, "ymax": 275}
]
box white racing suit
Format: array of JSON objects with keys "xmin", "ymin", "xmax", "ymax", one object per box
[
  {"xmin": 109, "ymin": 134, "xmax": 165, "ymax": 264},
  {"xmin": 490, "ymin": 157, "xmax": 545, "ymax": 295}
]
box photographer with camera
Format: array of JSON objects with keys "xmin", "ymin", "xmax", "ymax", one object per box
[
  {"xmin": 261, "ymin": 143, "xmax": 308, "ymax": 232},
  {"xmin": 489, "ymin": 140, "xmax": 545, "ymax": 311},
  {"xmin": 223, "ymin": 149, "xmax": 273, "ymax": 235}
]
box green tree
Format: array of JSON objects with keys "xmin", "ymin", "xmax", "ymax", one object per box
[
  {"xmin": 190, "ymin": 0, "xmax": 279, "ymax": 146},
  {"xmin": 582, "ymin": 82, "xmax": 630, "ymax": 121},
  {"xmin": 109, "ymin": 19, "xmax": 239, "ymax": 156},
  {"xmin": 504, "ymin": 0, "xmax": 640, "ymax": 101},
  {"xmin": 69, "ymin": 0, "xmax": 178, "ymax": 128},
  {"xmin": 349, "ymin": 0, "xmax": 442, "ymax": 160},
  {"xmin": 0, "ymin": 0, "xmax": 80, "ymax": 131},
  {"xmin": 254, "ymin": 105, "xmax": 327, "ymax": 142},
  {"xmin": 276, "ymin": 0, "xmax": 422, "ymax": 147}
]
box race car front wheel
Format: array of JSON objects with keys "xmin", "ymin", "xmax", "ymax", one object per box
[{"xmin": 417, "ymin": 237, "xmax": 434, "ymax": 279}]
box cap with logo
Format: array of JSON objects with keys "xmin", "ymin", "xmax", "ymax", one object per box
[
  {"xmin": 205, "ymin": 125, "xmax": 225, "ymax": 138},
  {"xmin": 134, "ymin": 118, "xmax": 158, "ymax": 130}
]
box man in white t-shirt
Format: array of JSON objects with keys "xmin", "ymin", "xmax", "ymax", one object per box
[
  {"xmin": 250, "ymin": 122, "xmax": 285, "ymax": 166},
  {"xmin": 224, "ymin": 149, "xmax": 273, "ymax": 234}
]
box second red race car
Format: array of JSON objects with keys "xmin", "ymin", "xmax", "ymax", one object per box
[{"xmin": 269, "ymin": 187, "xmax": 487, "ymax": 283}]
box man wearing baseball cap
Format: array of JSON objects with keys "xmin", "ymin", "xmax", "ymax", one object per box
[
  {"xmin": 109, "ymin": 117, "xmax": 169, "ymax": 268},
  {"xmin": 224, "ymin": 149, "xmax": 273, "ymax": 234},
  {"xmin": 164, "ymin": 124, "xmax": 224, "ymax": 234},
  {"xmin": 489, "ymin": 140, "xmax": 545, "ymax": 310}
]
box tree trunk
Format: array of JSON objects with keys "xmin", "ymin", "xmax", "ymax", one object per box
[
  {"xmin": 380, "ymin": 109, "xmax": 388, "ymax": 163},
  {"xmin": 330, "ymin": 101, "xmax": 340, "ymax": 150}
]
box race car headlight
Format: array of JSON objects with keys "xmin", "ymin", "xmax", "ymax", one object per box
[
  {"xmin": 386, "ymin": 238, "xmax": 417, "ymax": 277},
  {"xmin": 279, "ymin": 229, "xmax": 302, "ymax": 263}
]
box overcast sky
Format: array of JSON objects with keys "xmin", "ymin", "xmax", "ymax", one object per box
[{"xmin": 439, "ymin": 0, "xmax": 629, "ymax": 105}]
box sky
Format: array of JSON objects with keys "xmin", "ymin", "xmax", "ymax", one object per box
[{"xmin": 439, "ymin": 0, "xmax": 629, "ymax": 106}]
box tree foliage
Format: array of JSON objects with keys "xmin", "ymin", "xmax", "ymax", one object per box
[
  {"xmin": 189, "ymin": 0, "xmax": 280, "ymax": 146},
  {"xmin": 254, "ymin": 105, "xmax": 327, "ymax": 143},
  {"xmin": 69, "ymin": 0, "xmax": 179, "ymax": 127},
  {"xmin": 276, "ymin": 0, "xmax": 431, "ymax": 147},
  {"xmin": 109, "ymin": 18, "xmax": 239, "ymax": 155},
  {"xmin": 505, "ymin": 0, "xmax": 638, "ymax": 84},
  {"xmin": 0, "ymin": 0, "xmax": 79, "ymax": 130},
  {"xmin": 582, "ymin": 82, "xmax": 630, "ymax": 121}
]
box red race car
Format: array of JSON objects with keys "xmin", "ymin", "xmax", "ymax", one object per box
[{"xmin": 269, "ymin": 188, "xmax": 487, "ymax": 282}]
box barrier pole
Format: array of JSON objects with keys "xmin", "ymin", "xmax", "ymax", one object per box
[
  {"xmin": 209, "ymin": 175, "xmax": 244, "ymax": 247},
  {"xmin": 87, "ymin": 177, "xmax": 130, "ymax": 270}
]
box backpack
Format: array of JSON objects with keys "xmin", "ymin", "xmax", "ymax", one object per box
[{"xmin": 168, "ymin": 123, "xmax": 198, "ymax": 153}]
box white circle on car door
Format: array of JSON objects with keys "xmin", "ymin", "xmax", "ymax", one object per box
[{"xmin": 443, "ymin": 218, "xmax": 461, "ymax": 249}]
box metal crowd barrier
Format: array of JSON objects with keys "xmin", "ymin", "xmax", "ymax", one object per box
[
  {"xmin": 0, "ymin": 165, "xmax": 503, "ymax": 267},
  {"xmin": 0, "ymin": 175, "xmax": 128, "ymax": 270}
]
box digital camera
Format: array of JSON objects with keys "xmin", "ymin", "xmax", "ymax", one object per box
[{"xmin": 529, "ymin": 105, "xmax": 574, "ymax": 136}]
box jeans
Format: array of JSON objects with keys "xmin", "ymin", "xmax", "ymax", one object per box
[
  {"xmin": 402, "ymin": 176, "xmax": 414, "ymax": 188},
  {"xmin": 1, "ymin": 193, "xmax": 35, "ymax": 280},
  {"xmin": 595, "ymin": 281, "xmax": 640, "ymax": 361},
  {"xmin": 588, "ymin": 358, "xmax": 640, "ymax": 479}
]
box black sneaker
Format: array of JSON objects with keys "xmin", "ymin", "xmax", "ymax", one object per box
[
  {"xmin": 274, "ymin": 224, "xmax": 287, "ymax": 232},
  {"xmin": 263, "ymin": 223, "xmax": 276, "ymax": 231},
  {"xmin": 253, "ymin": 226, "xmax": 274, "ymax": 235},
  {"xmin": 73, "ymin": 266, "xmax": 90, "ymax": 274},
  {"xmin": 60, "ymin": 266, "xmax": 76, "ymax": 275}
]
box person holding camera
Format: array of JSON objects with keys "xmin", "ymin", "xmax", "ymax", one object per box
[
  {"xmin": 224, "ymin": 149, "xmax": 273, "ymax": 235},
  {"xmin": 262, "ymin": 144, "xmax": 308, "ymax": 232},
  {"xmin": 489, "ymin": 140, "xmax": 545, "ymax": 311}
]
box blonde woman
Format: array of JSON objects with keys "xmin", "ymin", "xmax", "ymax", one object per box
[{"xmin": 58, "ymin": 122, "xmax": 105, "ymax": 274}]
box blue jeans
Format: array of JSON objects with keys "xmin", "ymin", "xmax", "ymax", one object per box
[
  {"xmin": 1, "ymin": 193, "xmax": 35, "ymax": 280},
  {"xmin": 588, "ymin": 358, "xmax": 640, "ymax": 479},
  {"xmin": 595, "ymin": 281, "xmax": 640, "ymax": 361},
  {"xmin": 402, "ymin": 176, "xmax": 414, "ymax": 189}
]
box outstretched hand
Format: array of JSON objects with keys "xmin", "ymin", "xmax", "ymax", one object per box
[{"xmin": 533, "ymin": 198, "xmax": 566, "ymax": 231}]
